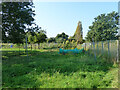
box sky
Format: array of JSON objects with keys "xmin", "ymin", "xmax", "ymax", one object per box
[{"xmin": 33, "ymin": 2, "xmax": 118, "ymax": 39}]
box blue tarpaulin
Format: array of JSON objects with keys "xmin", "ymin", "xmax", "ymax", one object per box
[
  {"xmin": 59, "ymin": 48, "xmax": 84, "ymax": 54},
  {"xmin": 10, "ymin": 45, "xmax": 13, "ymax": 48}
]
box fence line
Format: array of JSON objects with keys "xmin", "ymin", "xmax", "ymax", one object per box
[
  {"xmin": 1, "ymin": 39, "xmax": 120, "ymax": 63},
  {"xmin": 84, "ymin": 40, "xmax": 118, "ymax": 62}
]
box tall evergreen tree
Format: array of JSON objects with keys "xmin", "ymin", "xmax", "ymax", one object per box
[
  {"xmin": 2, "ymin": 2, "xmax": 35, "ymax": 43},
  {"xmin": 73, "ymin": 21, "xmax": 83, "ymax": 43}
]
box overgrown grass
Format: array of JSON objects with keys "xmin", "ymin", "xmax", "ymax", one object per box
[
  {"xmin": 87, "ymin": 40, "xmax": 118, "ymax": 63},
  {"xmin": 2, "ymin": 48, "xmax": 118, "ymax": 88}
]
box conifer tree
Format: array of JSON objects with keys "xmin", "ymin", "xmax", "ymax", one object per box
[{"xmin": 73, "ymin": 21, "xmax": 83, "ymax": 43}]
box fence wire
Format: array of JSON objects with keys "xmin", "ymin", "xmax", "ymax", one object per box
[{"xmin": 86, "ymin": 40, "xmax": 118, "ymax": 61}]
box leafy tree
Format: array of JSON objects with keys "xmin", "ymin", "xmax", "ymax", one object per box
[
  {"xmin": 47, "ymin": 37, "xmax": 56, "ymax": 43},
  {"xmin": 27, "ymin": 32, "xmax": 36, "ymax": 50},
  {"xmin": 35, "ymin": 30, "xmax": 47, "ymax": 49},
  {"xmin": 55, "ymin": 32, "xmax": 69, "ymax": 43},
  {"xmin": 86, "ymin": 11, "xmax": 118, "ymax": 42},
  {"xmin": 73, "ymin": 21, "xmax": 83, "ymax": 44},
  {"xmin": 2, "ymin": 2, "xmax": 36, "ymax": 43},
  {"xmin": 56, "ymin": 38, "xmax": 63, "ymax": 43}
]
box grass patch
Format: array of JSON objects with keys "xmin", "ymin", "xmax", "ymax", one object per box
[{"xmin": 2, "ymin": 49, "xmax": 118, "ymax": 88}]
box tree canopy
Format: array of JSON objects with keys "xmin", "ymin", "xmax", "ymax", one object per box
[
  {"xmin": 2, "ymin": 2, "xmax": 36, "ymax": 43},
  {"xmin": 56, "ymin": 32, "xmax": 69, "ymax": 40},
  {"xmin": 86, "ymin": 11, "xmax": 118, "ymax": 42},
  {"xmin": 27, "ymin": 30, "xmax": 47, "ymax": 49},
  {"xmin": 55, "ymin": 32, "xmax": 69, "ymax": 43},
  {"xmin": 35, "ymin": 30, "xmax": 47, "ymax": 44},
  {"xmin": 47, "ymin": 37, "xmax": 56, "ymax": 43}
]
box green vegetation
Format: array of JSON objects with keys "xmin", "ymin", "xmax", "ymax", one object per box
[
  {"xmin": 86, "ymin": 11, "xmax": 118, "ymax": 42},
  {"xmin": 88, "ymin": 40, "xmax": 118, "ymax": 62},
  {"xmin": 2, "ymin": 2, "xmax": 36, "ymax": 43},
  {"xmin": 1, "ymin": 2, "xmax": 119, "ymax": 89},
  {"xmin": 27, "ymin": 30, "xmax": 47, "ymax": 50},
  {"xmin": 55, "ymin": 32, "xmax": 69, "ymax": 43},
  {"xmin": 47, "ymin": 37, "xmax": 56, "ymax": 43},
  {"xmin": 2, "ymin": 48, "xmax": 118, "ymax": 88},
  {"xmin": 73, "ymin": 21, "xmax": 83, "ymax": 43}
]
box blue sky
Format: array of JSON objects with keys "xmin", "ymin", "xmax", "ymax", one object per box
[{"xmin": 33, "ymin": 2, "xmax": 118, "ymax": 39}]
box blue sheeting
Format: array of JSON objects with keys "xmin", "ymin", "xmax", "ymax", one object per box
[
  {"xmin": 59, "ymin": 48, "xmax": 84, "ymax": 54},
  {"xmin": 10, "ymin": 45, "xmax": 13, "ymax": 48}
]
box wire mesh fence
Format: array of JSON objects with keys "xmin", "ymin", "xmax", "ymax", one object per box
[{"xmin": 85, "ymin": 40, "xmax": 118, "ymax": 62}]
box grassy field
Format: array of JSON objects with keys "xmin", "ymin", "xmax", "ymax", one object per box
[{"xmin": 2, "ymin": 48, "xmax": 118, "ymax": 88}]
